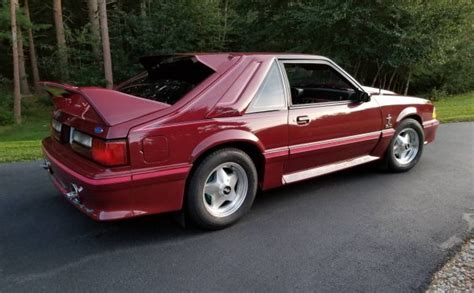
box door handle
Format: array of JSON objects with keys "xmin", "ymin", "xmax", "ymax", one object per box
[{"xmin": 296, "ymin": 115, "xmax": 310, "ymax": 125}]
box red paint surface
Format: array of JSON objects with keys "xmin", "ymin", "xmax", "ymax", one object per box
[{"xmin": 42, "ymin": 53, "xmax": 439, "ymax": 221}]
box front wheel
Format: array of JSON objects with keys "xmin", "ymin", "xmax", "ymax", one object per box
[
  {"xmin": 185, "ymin": 148, "xmax": 258, "ymax": 230},
  {"xmin": 384, "ymin": 118, "xmax": 424, "ymax": 172}
]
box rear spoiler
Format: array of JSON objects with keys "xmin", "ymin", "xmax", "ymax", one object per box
[
  {"xmin": 40, "ymin": 81, "xmax": 170, "ymax": 126},
  {"xmin": 40, "ymin": 81, "xmax": 113, "ymax": 126}
]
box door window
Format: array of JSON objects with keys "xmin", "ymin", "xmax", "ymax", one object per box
[{"xmin": 283, "ymin": 63, "xmax": 357, "ymax": 105}]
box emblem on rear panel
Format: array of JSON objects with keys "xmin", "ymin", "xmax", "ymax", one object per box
[
  {"xmin": 385, "ymin": 114, "xmax": 393, "ymax": 128},
  {"xmin": 94, "ymin": 127, "xmax": 104, "ymax": 134}
]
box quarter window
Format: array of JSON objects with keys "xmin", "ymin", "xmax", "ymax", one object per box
[
  {"xmin": 283, "ymin": 63, "xmax": 357, "ymax": 105},
  {"xmin": 247, "ymin": 61, "xmax": 286, "ymax": 113}
]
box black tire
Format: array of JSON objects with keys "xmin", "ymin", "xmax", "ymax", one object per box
[
  {"xmin": 185, "ymin": 148, "xmax": 258, "ymax": 230},
  {"xmin": 384, "ymin": 118, "xmax": 424, "ymax": 172}
]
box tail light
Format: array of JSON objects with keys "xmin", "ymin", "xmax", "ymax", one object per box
[
  {"xmin": 71, "ymin": 130, "xmax": 128, "ymax": 166},
  {"xmin": 92, "ymin": 139, "xmax": 128, "ymax": 166}
]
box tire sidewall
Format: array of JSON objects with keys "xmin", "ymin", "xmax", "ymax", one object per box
[
  {"xmin": 387, "ymin": 118, "xmax": 424, "ymax": 172},
  {"xmin": 186, "ymin": 148, "xmax": 258, "ymax": 229}
]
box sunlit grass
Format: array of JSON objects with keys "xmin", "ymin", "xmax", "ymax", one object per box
[
  {"xmin": 0, "ymin": 140, "xmax": 43, "ymax": 163},
  {"xmin": 434, "ymin": 91, "xmax": 474, "ymax": 123}
]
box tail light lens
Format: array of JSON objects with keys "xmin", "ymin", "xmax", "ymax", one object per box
[
  {"xmin": 70, "ymin": 130, "xmax": 128, "ymax": 166},
  {"xmin": 92, "ymin": 139, "xmax": 128, "ymax": 166}
]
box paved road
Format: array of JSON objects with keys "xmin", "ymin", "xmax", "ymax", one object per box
[{"xmin": 1, "ymin": 123, "xmax": 473, "ymax": 292}]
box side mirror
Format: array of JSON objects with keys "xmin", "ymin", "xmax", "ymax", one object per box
[{"xmin": 354, "ymin": 90, "xmax": 371, "ymax": 103}]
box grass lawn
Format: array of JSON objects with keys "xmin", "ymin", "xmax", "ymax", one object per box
[
  {"xmin": 0, "ymin": 96, "xmax": 51, "ymax": 163},
  {"xmin": 433, "ymin": 91, "xmax": 474, "ymax": 123},
  {"xmin": 0, "ymin": 91, "xmax": 473, "ymax": 163},
  {"xmin": 0, "ymin": 116, "xmax": 50, "ymax": 163}
]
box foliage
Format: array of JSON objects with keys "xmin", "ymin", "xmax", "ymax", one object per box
[{"xmin": 0, "ymin": 0, "xmax": 473, "ymax": 103}]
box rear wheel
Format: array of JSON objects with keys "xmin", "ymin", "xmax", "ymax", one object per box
[
  {"xmin": 186, "ymin": 148, "xmax": 258, "ymax": 230},
  {"xmin": 384, "ymin": 118, "xmax": 424, "ymax": 172}
]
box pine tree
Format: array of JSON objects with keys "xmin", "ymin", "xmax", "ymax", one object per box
[
  {"xmin": 99, "ymin": 0, "xmax": 113, "ymax": 88},
  {"xmin": 10, "ymin": 0, "xmax": 21, "ymax": 124}
]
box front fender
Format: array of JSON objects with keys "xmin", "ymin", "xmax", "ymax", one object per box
[
  {"xmin": 190, "ymin": 129, "xmax": 264, "ymax": 162},
  {"xmin": 396, "ymin": 107, "xmax": 418, "ymax": 122}
]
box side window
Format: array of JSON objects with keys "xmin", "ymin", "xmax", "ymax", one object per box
[
  {"xmin": 247, "ymin": 61, "xmax": 286, "ymax": 113},
  {"xmin": 283, "ymin": 63, "xmax": 356, "ymax": 105}
]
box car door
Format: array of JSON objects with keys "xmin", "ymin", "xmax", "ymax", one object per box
[{"xmin": 281, "ymin": 59, "xmax": 383, "ymax": 177}]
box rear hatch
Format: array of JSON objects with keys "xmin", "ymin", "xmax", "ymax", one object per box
[
  {"xmin": 42, "ymin": 55, "xmax": 220, "ymax": 166},
  {"xmin": 42, "ymin": 82, "xmax": 170, "ymax": 166}
]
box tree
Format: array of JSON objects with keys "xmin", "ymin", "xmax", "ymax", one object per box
[
  {"xmin": 87, "ymin": 0, "xmax": 101, "ymax": 61},
  {"xmin": 99, "ymin": 0, "xmax": 112, "ymax": 88},
  {"xmin": 53, "ymin": 0, "xmax": 68, "ymax": 79},
  {"xmin": 24, "ymin": 0, "xmax": 40, "ymax": 93},
  {"xmin": 16, "ymin": 21, "xmax": 29, "ymax": 95},
  {"xmin": 10, "ymin": 0, "xmax": 21, "ymax": 124},
  {"xmin": 0, "ymin": 0, "xmax": 472, "ymax": 99}
]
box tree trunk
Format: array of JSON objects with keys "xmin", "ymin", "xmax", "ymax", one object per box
[
  {"xmin": 17, "ymin": 25, "xmax": 30, "ymax": 95},
  {"xmin": 53, "ymin": 0, "xmax": 68, "ymax": 80},
  {"xmin": 24, "ymin": 0, "xmax": 40, "ymax": 93},
  {"xmin": 387, "ymin": 68, "xmax": 397, "ymax": 91},
  {"xmin": 87, "ymin": 0, "xmax": 101, "ymax": 61},
  {"xmin": 404, "ymin": 69, "xmax": 412, "ymax": 96},
  {"xmin": 371, "ymin": 61, "xmax": 383, "ymax": 87},
  {"xmin": 353, "ymin": 58, "xmax": 361, "ymax": 79},
  {"xmin": 381, "ymin": 73, "xmax": 387, "ymax": 89},
  {"xmin": 10, "ymin": 0, "xmax": 21, "ymax": 124},
  {"xmin": 221, "ymin": 0, "xmax": 229, "ymax": 48},
  {"xmin": 99, "ymin": 0, "xmax": 113, "ymax": 88},
  {"xmin": 140, "ymin": 0, "xmax": 147, "ymax": 17}
]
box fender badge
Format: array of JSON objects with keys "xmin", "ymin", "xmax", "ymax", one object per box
[
  {"xmin": 385, "ymin": 114, "xmax": 393, "ymax": 128},
  {"xmin": 94, "ymin": 127, "xmax": 104, "ymax": 134}
]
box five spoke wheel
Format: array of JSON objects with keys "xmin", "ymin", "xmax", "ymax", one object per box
[
  {"xmin": 385, "ymin": 118, "xmax": 424, "ymax": 172},
  {"xmin": 203, "ymin": 163, "xmax": 248, "ymax": 218},
  {"xmin": 393, "ymin": 128, "xmax": 420, "ymax": 165},
  {"xmin": 186, "ymin": 148, "xmax": 257, "ymax": 229}
]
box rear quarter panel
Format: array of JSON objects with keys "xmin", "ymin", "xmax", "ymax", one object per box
[{"xmin": 127, "ymin": 110, "xmax": 288, "ymax": 188}]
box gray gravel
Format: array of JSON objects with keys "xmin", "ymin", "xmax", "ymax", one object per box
[
  {"xmin": 427, "ymin": 238, "xmax": 474, "ymax": 292},
  {"xmin": 0, "ymin": 122, "xmax": 473, "ymax": 292}
]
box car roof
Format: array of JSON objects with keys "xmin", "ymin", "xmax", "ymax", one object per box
[
  {"xmin": 140, "ymin": 53, "xmax": 331, "ymax": 71},
  {"xmin": 183, "ymin": 52, "xmax": 326, "ymax": 57},
  {"xmin": 141, "ymin": 52, "xmax": 330, "ymax": 62}
]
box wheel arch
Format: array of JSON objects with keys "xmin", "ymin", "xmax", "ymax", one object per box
[
  {"xmin": 189, "ymin": 130, "xmax": 266, "ymax": 185},
  {"xmin": 396, "ymin": 107, "xmax": 423, "ymax": 127}
]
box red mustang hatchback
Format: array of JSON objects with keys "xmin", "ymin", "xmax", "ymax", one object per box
[{"xmin": 42, "ymin": 53, "xmax": 439, "ymax": 229}]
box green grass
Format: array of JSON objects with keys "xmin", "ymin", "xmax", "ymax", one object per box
[
  {"xmin": 0, "ymin": 95, "xmax": 50, "ymax": 163},
  {"xmin": 434, "ymin": 91, "xmax": 474, "ymax": 123},
  {"xmin": 0, "ymin": 91, "xmax": 473, "ymax": 163},
  {"xmin": 0, "ymin": 116, "xmax": 50, "ymax": 163},
  {"xmin": 0, "ymin": 140, "xmax": 44, "ymax": 163}
]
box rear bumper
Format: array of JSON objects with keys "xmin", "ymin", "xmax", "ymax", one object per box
[
  {"xmin": 42, "ymin": 138, "xmax": 190, "ymax": 221},
  {"xmin": 423, "ymin": 119, "xmax": 439, "ymax": 144}
]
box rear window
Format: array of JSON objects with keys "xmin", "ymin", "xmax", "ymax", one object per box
[{"xmin": 116, "ymin": 56, "xmax": 214, "ymax": 105}]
